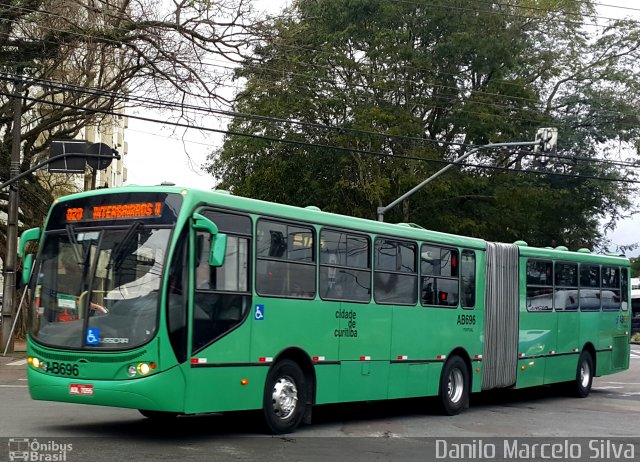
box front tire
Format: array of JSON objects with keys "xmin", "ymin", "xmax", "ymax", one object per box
[
  {"xmin": 572, "ymin": 351, "xmax": 594, "ymax": 398},
  {"xmin": 263, "ymin": 360, "xmax": 306, "ymax": 434},
  {"xmin": 438, "ymin": 356, "xmax": 469, "ymax": 415}
]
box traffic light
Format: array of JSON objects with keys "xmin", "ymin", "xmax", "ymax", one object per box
[{"xmin": 534, "ymin": 127, "xmax": 558, "ymax": 161}]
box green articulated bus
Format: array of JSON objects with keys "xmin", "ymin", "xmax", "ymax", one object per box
[{"xmin": 20, "ymin": 186, "xmax": 631, "ymax": 433}]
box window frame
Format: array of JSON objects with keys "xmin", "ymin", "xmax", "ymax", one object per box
[
  {"xmin": 420, "ymin": 243, "xmax": 460, "ymax": 309},
  {"xmin": 579, "ymin": 264, "xmax": 601, "ymax": 312},
  {"xmin": 460, "ymin": 249, "xmax": 476, "ymax": 310},
  {"xmin": 373, "ymin": 236, "xmax": 418, "ymax": 306},
  {"xmin": 255, "ymin": 218, "xmax": 317, "ymax": 299},
  {"xmin": 553, "ymin": 261, "xmax": 579, "ymax": 312},
  {"xmin": 525, "ymin": 259, "xmax": 554, "ymax": 312},
  {"xmin": 601, "ymin": 265, "xmax": 622, "ymax": 312},
  {"xmin": 319, "ymin": 228, "xmax": 371, "ymax": 303},
  {"xmin": 191, "ymin": 209, "xmax": 253, "ymax": 353}
]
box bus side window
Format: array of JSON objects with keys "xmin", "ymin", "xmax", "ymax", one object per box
[
  {"xmin": 319, "ymin": 230, "xmax": 371, "ymax": 303},
  {"xmin": 579, "ymin": 264, "xmax": 601, "ymax": 311},
  {"xmin": 256, "ymin": 220, "xmax": 316, "ymax": 299},
  {"xmin": 621, "ymin": 268, "xmax": 629, "ymax": 311},
  {"xmin": 461, "ymin": 250, "xmax": 475, "ymax": 309},
  {"xmin": 554, "ymin": 262, "xmax": 578, "ymax": 311},
  {"xmin": 166, "ymin": 229, "xmax": 188, "ymax": 363},
  {"xmin": 526, "ymin": 260, "xmax": 553, "ymax": 311},
  {"xmin": 374, "ymin": 238, "xmax": 417, "ymax": 305},
  {"xmin": 602, "ymin": 266, "xmax": 621, "ymax": 311},
  {"xmin": 420, "ymin": 244, "xmax": 459, "ymax": 308}
]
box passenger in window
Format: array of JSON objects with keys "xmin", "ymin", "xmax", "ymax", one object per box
[
  {"xmin": 329, "ymin": 283, "xmax": 344, "ymax": 299},
  {"xmin": 423, "ymin": 281, "xmax": 434, "ymax": 305},
  {"xmin": 196, "ymin": 262, "xmax": 212, "ymax": 290}
]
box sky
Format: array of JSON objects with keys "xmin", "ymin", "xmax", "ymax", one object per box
[{"xmin": 124, "ymin": 0, "xmax": 639, "ymax": 254}]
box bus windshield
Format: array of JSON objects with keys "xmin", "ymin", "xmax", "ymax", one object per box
[{"xmin": 31, "ymin": 225, "xmax": 172, "ymax": 350}]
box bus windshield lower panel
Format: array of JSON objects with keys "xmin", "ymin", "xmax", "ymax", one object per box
[{"xmin": 31, "ymin": 226, "xmax": 171, "ymax": 350}]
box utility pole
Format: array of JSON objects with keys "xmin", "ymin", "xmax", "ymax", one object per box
[{"xmin": 1, "ymin": 78, "xmax": 23, "ymax": 353}]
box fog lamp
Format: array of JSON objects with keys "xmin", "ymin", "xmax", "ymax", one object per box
[{"xmin": 128, "ymin": 365, "xmax": 137, "ymax": 377}]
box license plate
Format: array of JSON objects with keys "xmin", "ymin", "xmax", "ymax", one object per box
[{"xmin": 69, "ymin": 384, "xmax": 94, "ymax": 396}]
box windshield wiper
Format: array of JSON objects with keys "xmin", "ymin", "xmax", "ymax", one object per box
[{"xmin": 107, "ymin": 221, "xmax": 144, "ymax": 272}]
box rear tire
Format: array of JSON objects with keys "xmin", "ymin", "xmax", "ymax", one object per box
[
  {"xmin": 138, "ymin": 410, "xmax": 179, "ymax": 420},
  {"xmin": 438, "ymin": 356, "xmax": 469, "ymax": 415},
  {"xmin": 263, "ymin": 359, "xmax": 306, "ymax": 434},
  {"xmin": 572, "ymin": 351, "xmax": 594, "ymax": 398}
]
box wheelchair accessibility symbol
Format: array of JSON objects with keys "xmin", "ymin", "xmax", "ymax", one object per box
[
  {"xmin": 86, "ymin": 328, "xmax": 100, "ymax": 345},
  {"xmin": 254, "ymin": 304, "xmax": 265, "ymax": 321}
]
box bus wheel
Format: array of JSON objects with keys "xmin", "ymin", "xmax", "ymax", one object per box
[
  {"xmin": 263, "ymin": 360, "xmax": 306, "ymax": 434},
  {"xmin": 572, "ymin": 351, "xmax": 594, "ymax": 398},
  {"xmin": 138, "ymin": 410, "xmax": 178, "ymax": 419},
  {"xmin": 438, "ymin": 356, "xmax": 469, "ymax": 415}
]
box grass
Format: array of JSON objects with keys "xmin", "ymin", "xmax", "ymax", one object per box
[{"xmin": 632, "ymin": 333, "xmax": 640, "ymax": 343}]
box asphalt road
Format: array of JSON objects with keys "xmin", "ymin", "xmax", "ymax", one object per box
[{"xmin": 1, "ymin": 347, "xmax": 639, "ymax": 461}]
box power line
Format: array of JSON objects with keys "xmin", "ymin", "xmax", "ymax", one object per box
[
  {"xmin": 2, "ymin": 4, "xmax": 639, "ymax": 133},
  {"xmin": 1, "ymin": 0, "xmax": 636, "ymax": 106},
  {"xmin": 0, "ymin": 86, "xmax": 637, "ymax": 186},
  {"xmin": 2, "ymin": 72, "xmax": 637, "ymax": 171},
  {"xmin": 2, "ymin": 72, "xmax": 637, "ymax": 172}
]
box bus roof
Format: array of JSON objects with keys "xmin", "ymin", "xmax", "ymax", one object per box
[{"xmin": 52, "ymin": 186, "xmax": 630, "ymax": 265}]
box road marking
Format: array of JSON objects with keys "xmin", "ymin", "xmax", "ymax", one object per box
[
  {"xmin": 0, "ymin": 385, "xmax": 27, "ymax": 388},
  {"xmin": 594, "ymin": 386, "xmax": 624, "ymax": 389},
  {"xmin": 603, "ymin": 381, "xmax": 640, "ymax": 385},
  {"xmin": 6, "ymin": 359, "xmax": 27, "ymax": 366},
  {"xmin": 631, "ymin": 353, "xmax": 640, "ymax": 359}
]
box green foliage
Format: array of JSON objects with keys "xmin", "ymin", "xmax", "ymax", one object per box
[
  {"xmin": 631, "ymin": 258, "xmax": 640, "ymax": 278},
  {"xmin": 209, "ymin": 0, "xmax": 639, "ymax": 248}
]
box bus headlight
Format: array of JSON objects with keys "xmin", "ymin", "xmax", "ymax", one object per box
[
  {"xmin": 137, "ymin": 363, "xmax": 151, "ymax": 375},
  {"xmin": 31, "ymin": 357, "xmax": 40, "ymax": 368}
]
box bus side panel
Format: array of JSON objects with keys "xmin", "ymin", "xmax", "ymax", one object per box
[
  {"xmin": 184, "ymin": 320, "xmax": 256, "ymax": 413},
  {"xmin": 184, "ymin": 365, "xmax": 267, "ymax": 413},
  {"xmin": 250, "ymin": 297, "xmax": 339, "ymax": 361},
  {"xmin": 338, "ymin": 301, "xmax": 391, "ymax": 402},
  {"xmin": 251, "ymin": 297, "xmax": 341, "ymax": 399},
  {"xmin": 599, "ymin": 309, "xmax": 628, "ymax": 375},
  {"xmin": 388, "ymin": 306, "xmax": 430, "ymax": 399},
  {"xmin": 472, "ymin": 248, "xmax": 486, "ymax": 394},
  {"xmin": 579, "ymin": 311, "xmax": 601, "ymax": 371},
  {"xmin": 314, "ymin": 364, "xmax": 341, "ymax": 404},
  {"xmin": 547, "ymin": 311, "xmax": 580, "ymax": 384},
  {"xmin": 516, "ymin": 263, "xmax": 549, "ymax": 389}
]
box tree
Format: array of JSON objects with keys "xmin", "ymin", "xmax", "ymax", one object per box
[
  {"xmin": 631, "ymin": 258, "xmax": 640, "ymax": 279},
  {"xmin": 209, "ymin": 0, "xmax": 639, "ymax": 249},
  {"xmin": 0, "ymin": 0, "xmax": 255, "ymax": 265}
]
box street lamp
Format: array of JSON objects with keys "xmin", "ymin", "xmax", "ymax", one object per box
[{"xmin": 376, "ymin": 129, "xmax": 559, "ymax": 222}]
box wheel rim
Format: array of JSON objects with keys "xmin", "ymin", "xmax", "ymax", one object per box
[
  {"xmin": 271, "ymin": 376, "xmax": 298, "ymax": 420},
  {"xmin": 447, "ymin": 368, "xmax": 464, "ymax": 404},
  {"xmin": 580, "ymin": 359, "xmax": 591, "ymax": 389}
]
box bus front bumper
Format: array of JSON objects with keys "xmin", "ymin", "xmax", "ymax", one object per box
[{"xmin": 27, "ymin": 365, "xmax": 186, "ymax": 412}]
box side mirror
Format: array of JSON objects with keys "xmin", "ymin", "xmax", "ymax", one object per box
[
  {"xmin": 19, "ymin": 227, "xmax": 41, "ymax": 286},
  {"xmin": 210, "ymin": 234, "xmax": 227, "ymax": 267},
  {"xmin": 22, "ymin": 254, "xmax": 34, "ymax": 286},
  {"xmin": 19, "ymin": 227, "xmax": 41, "ymax": 259},
  {"xmin": 191, "ymin": 212, "xmax": 227, "ymax": 267}
]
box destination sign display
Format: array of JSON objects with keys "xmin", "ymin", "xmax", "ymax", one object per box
[
  {"xmin": 65, "ymin": 202, "xmax": 163, "ymax": 222},
  {"xmin": 46, "ymin": 192, "xmax": 183, "ymax": 230}
]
